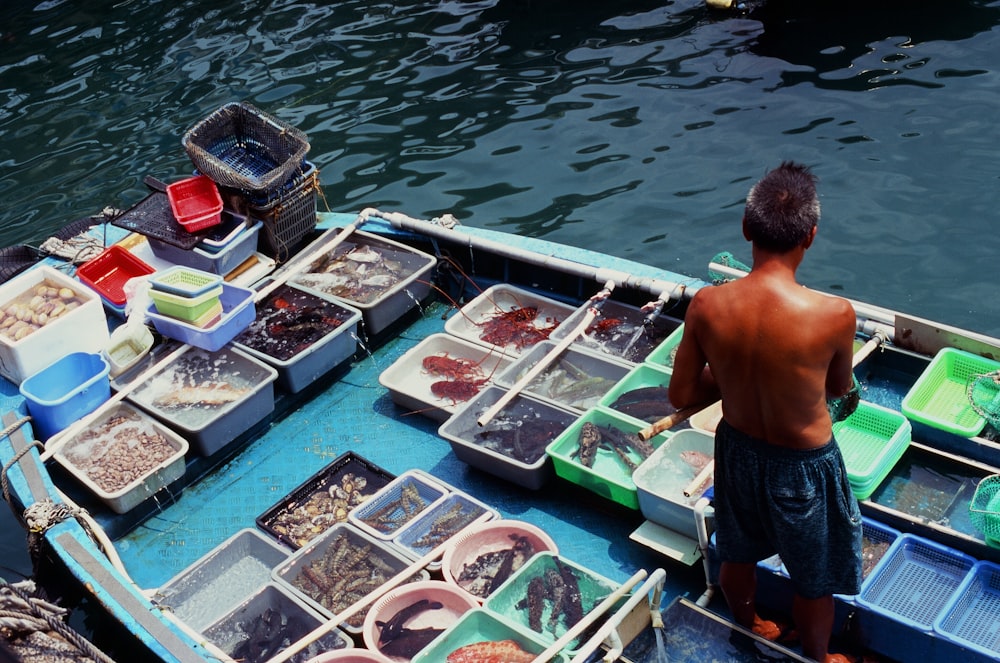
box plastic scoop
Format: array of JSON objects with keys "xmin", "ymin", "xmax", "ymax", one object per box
[{"xmin": 105, "ymin": 275, "xmax": 155, "ymax": 377}]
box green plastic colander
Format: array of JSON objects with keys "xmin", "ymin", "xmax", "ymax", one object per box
[{"xmin": 969, "ymin": 474, "xmax": 1000, "ymax": 547}]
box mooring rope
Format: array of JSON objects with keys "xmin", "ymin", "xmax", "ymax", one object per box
[
  {"xmin": 1, "ymin": 415, "xmax": 34, "ymax": 510},
  {"xmin": 1, "ymin": 415, "xmax": 124, "ymax": 576},
  {"xmin": 1, "ymin": 578, "xmax": 117, "ymax": 663}
]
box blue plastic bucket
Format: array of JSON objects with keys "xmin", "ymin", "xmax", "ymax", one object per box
[{"xmin": 19, "ymin": 352, "xmax": 111, "ymax": 440}]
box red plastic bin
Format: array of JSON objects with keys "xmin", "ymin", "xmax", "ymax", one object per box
[
  {"xmin": 166, "ymin": 175, "xmax": 223, "ymax": 231},
  {"xmin": 76, "ymin": 244, "xmax": 155, "ymax": 307}
]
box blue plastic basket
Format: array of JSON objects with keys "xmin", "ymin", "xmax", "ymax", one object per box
[
  {"xmin": 858, "ymin": 533, "xmax": 976, "ymax": 631},
  {"xmin": 146, "ymin": 283, "xmax": 255, "ymax": 352},
  {"xmin": 754, "ymin": 516, "xmax": 900, "ymax": 599},
  {"xmin": 933, "ymin": 560, "xmax": 1000, "ymax": 658},
  {"xmin": 19, "ymin": 352, "xmax": 111, "ymax": 440}
]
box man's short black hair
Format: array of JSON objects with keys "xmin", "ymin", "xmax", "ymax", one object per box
[{"xmin": 744, "ymin": 161, "xmax": 821, "ymax": 252}]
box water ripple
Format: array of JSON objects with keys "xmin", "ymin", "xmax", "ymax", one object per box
[{"xmin": 0, "ymin": 0, "xmax": 999, "ymax": 336}]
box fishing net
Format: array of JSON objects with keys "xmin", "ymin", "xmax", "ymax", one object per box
[
  {"xmin": 969, "ymin": 474, "xmax": 1000, "ymax": 546},
  {"xmin": 708, "ymin": 251, "xmax": 750, "ymax": 284},
  {"xmin": 827, "ymin": 374, "xmax": 861, "ymax": 423},
  {"xmin": 967, "ymin": 370, "xmax": 1000, "ymax": 430}
]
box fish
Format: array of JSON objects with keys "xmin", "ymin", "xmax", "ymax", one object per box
[
  {"xmin": 445, "ymin": 639, "xmax": 536, "ymax": 663},
  {"xmin": 457, "ymin": 534, "xmax": 535, "ymax": 598},
  {"xmin": 577, "ymin": 421, "xmax": 601, "ymax": 467},
  {"xmin": 554, "ymin": 556, "xmax": 583, "ymax": 629},
  {"xmin": 344, "ymin": 245, "xmax": 382, "ymax": 263},
  {"xmin": 379, "ymin": 626, "xmax": 445, "ymax": 658},
  {"xmin": 543, "ymin": 567, "xmax": 567, "ymax": 634},
  {"xmin": 525, "ymin": 574, "xmax": 546, "ymax": 632},
  {"xmin": 151, "ymin": 382, "xmax": 249, "ymax": 407},
  {"xmin": 376, "ymin": 598, "xmax": 443, "ymax": 646},
  {"xmin": 680, "ymin": 450, "xmax": 712, "ymax": 473}
]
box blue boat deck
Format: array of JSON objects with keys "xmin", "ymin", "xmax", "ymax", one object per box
[
  {"xmin": 107, "ymin": 294, "xmax": 707, "ymax": 597},
  {"xmin": 5, "ymin": 213, "xmax": 1000, "ymax": 662}
]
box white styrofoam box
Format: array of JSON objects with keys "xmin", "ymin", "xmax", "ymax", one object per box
[{"xmin": 0, "ymin": 265, "xmax": 110, "ymax": 385}]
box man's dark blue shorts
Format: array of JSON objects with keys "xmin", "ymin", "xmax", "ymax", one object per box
[{"xmin": 713, "ymin": 419, "xmax": 863, "ymax": 599}]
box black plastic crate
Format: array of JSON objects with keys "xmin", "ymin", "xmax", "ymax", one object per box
[
  {"xmin": 183, "ymin": 102, "xmax": 310, "ymax": 196},
  {"xmin": 250, "ymin": 168, "xmax": 318, "ymax": 263},
  {"xmin": 0, "ymin": 244, "xmax": 43, "ymax": 284},
  {"xmin": 256, "ymin": 451, "xmax": 395, "ymax": 550}
]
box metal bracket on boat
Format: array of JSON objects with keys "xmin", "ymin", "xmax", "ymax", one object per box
[{"xmin": 565, "ymin": 568, "xmax": 668, "ymax": 663}]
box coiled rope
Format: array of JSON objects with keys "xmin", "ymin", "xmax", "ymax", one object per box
[{"xmin": 1, "ymin": 577, "xmax": 116, "ymax": 663}]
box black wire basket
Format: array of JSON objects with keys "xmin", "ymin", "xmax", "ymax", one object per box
[{"xmin": 182, "ymin": 102, "xmax": 310, "ymax": 196}]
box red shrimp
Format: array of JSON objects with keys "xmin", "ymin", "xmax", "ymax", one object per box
[{"xmin": 586, "ymin": 317, "xmax": 623, "ymax": 335}]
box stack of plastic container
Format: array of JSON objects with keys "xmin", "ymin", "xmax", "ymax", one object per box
[
  {"xmin": 144, "ymin": 266, "xmax": 256, "ymax": 352},
  {"xmin": 832, "ymin": 400, "xmax": 912, "ymax": 499},
  {"xmin": 148, "ymin": 266, "xmax": 224, "ymax": 329}
]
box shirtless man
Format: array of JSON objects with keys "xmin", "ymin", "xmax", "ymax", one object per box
[{"xmin": 668, "ymin": 161, "xmax": 862, "ymax": 663}]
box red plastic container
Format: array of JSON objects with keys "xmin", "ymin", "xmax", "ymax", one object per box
[
  {"xmin": 166, "ymin": 175, "xmax": 223, "ymax": 231},
  {"xmin": 76, "ymin": 244, "xmax": 155, "ymax": 307}
]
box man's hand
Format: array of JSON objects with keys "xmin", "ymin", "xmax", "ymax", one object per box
[{"xmin": 827, "ymin": 375, "xmax": 861, "ymax": 422}]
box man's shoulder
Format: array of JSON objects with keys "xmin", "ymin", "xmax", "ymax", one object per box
[{"xmin": 807, "ymin": 289, "xmax": 855, "ymax": 317}]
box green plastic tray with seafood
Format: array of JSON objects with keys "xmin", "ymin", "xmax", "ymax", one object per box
[
  {"xmin": 483, "ymin": 551, "xmax": 621, "ymax": 654},
  {"xmin": 546, "ymin": 406, "xmax": 670, "ymax": 510},
  {"xmin": 411, "ymin": 607, "xmax": 566, "ymax": 663},
  {"xmin": 643, "ymin": 322, "xmax": 684, "ymax": 371},
  {"xmin": 598, "ymin": 361, "xmax": 677, "ymax": 426}
]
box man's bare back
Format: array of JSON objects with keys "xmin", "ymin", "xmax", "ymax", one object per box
[{"xmin": 669, "ymin": 243, "xmax": 856, "ymax": 450}]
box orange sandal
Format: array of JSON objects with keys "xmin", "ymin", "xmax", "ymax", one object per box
[{"xmin": 751, "ymin": 615, "xmax": 786, "ymax": 641}]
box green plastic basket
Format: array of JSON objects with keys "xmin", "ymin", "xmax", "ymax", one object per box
[
  {"xmin": 149, "ymin": 284, "xmax": 223, "ymax": 322},
  {"xmin": 901, "ymin": 348, "xmax": 1000, "ymax": 437},
  {"xmin": 149, "ymin": 265, "xmax": 223, "ymax": 298},
  {"xmin": 833, "ymin": 401, "xmax": 911, "ymax": 500},
  {"xmin": 969, "ymin": 475, "xmax": 1000, "ymax": 544}
]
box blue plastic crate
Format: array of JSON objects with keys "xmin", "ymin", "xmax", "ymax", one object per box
[
  {"xmin": 859, "ymin": 518, "xmax": 901, "ymax": 589},
  {"xmin": 858, "ymin": 533, "xmax": 976, "ymax": 631},
  {"xmin": 754, "ymin": 516, "xmax": 899, "ymax": 605},
  {"xmin": 19, "ymin": 352, "xmax": 110, "ymax": 440},
  {"xmin": 933, "ymin": 560, "xmax": 1000, "ymax": 658}
]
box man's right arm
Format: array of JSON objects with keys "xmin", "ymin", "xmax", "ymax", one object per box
[
  {"xmin": 825, "ymin": 297, "xmax": 860, "ymax": 421},
  {"xmin": 668, "ymin": 292, "xmax": 720, "ymax": 409}
]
